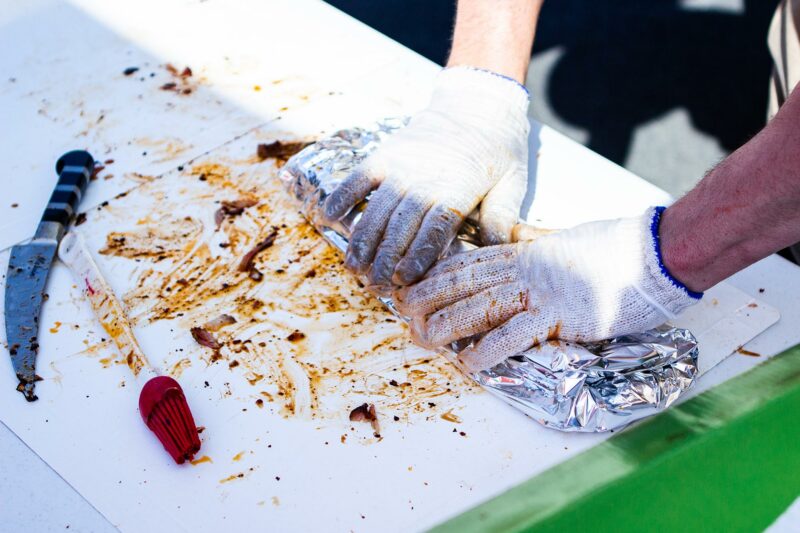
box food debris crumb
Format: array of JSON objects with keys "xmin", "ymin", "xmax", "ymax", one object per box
[
  {"xmin": 191, "ymin": 326, "xmax": 221, "ymax": 350},
  {"xmin": 239, "ymin": 229, "xmax": 278, "ymax": 275},
  {"xmin": 160, "ymin": 82, "xmax": 177, "ymax": 91},
  {"xmin": 214, "ymin": 197, "xmax": 258, "ymax": 227},
  {"xmin": 286, "ymin": 330, "xmax": 305, "ymax": 342},
  {"xmin": 204, "ymin": 314, "xmax": 236, "ymax": 332},
  {"xmin": 255, "ymin": 399, "xmax": 264, "ymax": 408},
  {"xmin": 459, "ymin": 431, "xmax": 467, "ymax": 437},
  {"xmin": 189, "ymin": 455, "xmax": 213, "ymax": 465},
  {"xmin": 440, "ymin": 410, "xmax": 462, "ymax": 423},
  {"xmin": 219, "ymin": 473, "xmax": 245, "ymax": 483},
  {"xmin": 197, "ymin": 426, "xmax": 206, "ymax": 434},
  {"xmin": 90, "ymin": 164, "xmax": 105, "ymax": 180},
  {"xmin": 759, "ymin": 288, "xmax": 765, "ymax": 293},
  {"xmin": 11, "ymin": 203, "xmax": 18, "ymax": 208},
  {"xmin": 349, "ymin": 403, "xmax": 380, "ymax": 436},
  {"xmin": 393, "ymin": 415, "xmax": 400, "ymax": 421},
  {"xmin": 736, "ymin": 346, "xmax": 761, "ymax": 357},
  {"xmin": 123, "ymin": 67, "xmax": 139, "ymax": 76}
]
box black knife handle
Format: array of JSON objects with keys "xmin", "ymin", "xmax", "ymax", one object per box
[{"xmin": 41, "ymin": 150, "xmax": 95, "ymax": 227}]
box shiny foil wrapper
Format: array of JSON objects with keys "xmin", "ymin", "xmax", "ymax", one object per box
[{"xmin": 279, "ymin": 120, "xmax": 700, "ymax": 432}]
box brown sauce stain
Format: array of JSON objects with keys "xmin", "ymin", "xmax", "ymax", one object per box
[
  {"xmin": 170, "ymin": 358, "xmax": 192, "ymax": 378},
  {"xmin": 736, "ymin": 346, "xmax": 761, "ymax": 357},
  {"xmin": 84, "ymin": 149, "xmax": 478, "ymax": 426},
  {"xmin": 190, "ymin": 455, "xmax": 213, "ymax": 465},
  {"xmin": 49, "ymin": 321, "xmax": 62, "ymax": 334},
  {"xmin": 546, "ymin": 321, "xmax": 562, "ymax": 341},
  {"xmin": 100, "ymin": 216, "xmax": 201, "ymax": 260},
  {"xmin": 440, "ymin": 410, "xmax": 462, "ymax": 423},
  {"xmin": 232, "ymin": 451, "xmax": 246, "ymax": 461},
  {"xmin": 219, "ymin": 473, "xmax": 245, "ymax": 483}
]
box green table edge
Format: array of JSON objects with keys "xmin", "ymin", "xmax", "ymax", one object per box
[{"xmin": 432, "ymin": 343, "xmax": 800, "ymax": 533}]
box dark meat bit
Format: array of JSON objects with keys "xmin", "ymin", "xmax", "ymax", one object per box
[
  {"xmin": 214, "ymin": 197, "xmax": 258, "ymax": 228},
  {"xmin": 161, "ymin": 82, "xmax": 177, "ymax": 91},
  {"xmin": 191, "ymin": 326, "xmax": 221, "ymax": 350},
  {"xmin": 349, "ymin": 403, "xmax": 380, "ymax": 436},
  {"xmin": 286, "ymin": 331, "xmax": 305, "ymax": 342},
  {"xmin": 256, "ymin": 141, "xmax": 311, "ymax": 163},
  {"xmin": 74, "ymin": 212, "xmax": 87, "ymax": 226},
  {"xmin": 123, "ymin": 67, "xmax": 139, "ymax": 76},
  {"xmin": 90, "ymin": 164, "xmax": 106, "ymax": 181},
  {"xmin": 238, "ymin": 229, "xmax": 278, "ymax": 273},
  {"xmin": 181, "ymin": 67, "xmax": 192, "ymax": 77}
]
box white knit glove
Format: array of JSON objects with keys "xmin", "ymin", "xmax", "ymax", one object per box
[
  {"xmin": 395, "ymin": 207, "xmax": 703, "ymax": 372},
  {"xmin": 322, "ymin": 67, "xmax": 531, "ymax": 291}
]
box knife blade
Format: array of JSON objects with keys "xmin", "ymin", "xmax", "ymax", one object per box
[{"xmin": 4, "ymin": 150, "xmax": 94, "ymax": 401}]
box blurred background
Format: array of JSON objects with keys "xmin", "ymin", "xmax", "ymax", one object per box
[{"xmin": 326, "ymin": 0, "xmax": 780, "ymax": 197}]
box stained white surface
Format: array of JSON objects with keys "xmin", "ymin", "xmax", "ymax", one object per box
[{"xmin": 1, "ymin": 1, "xmax": 800, "ymax": 532}]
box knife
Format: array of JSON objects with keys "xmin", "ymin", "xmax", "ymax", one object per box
[{"xmin": 5, "ymin": 150, "xmax": 94, "ymax": 401}]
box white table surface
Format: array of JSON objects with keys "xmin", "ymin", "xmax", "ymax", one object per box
[{"xmin": 2, "ymin": 1, "xmax": 800, "ymax": 532}]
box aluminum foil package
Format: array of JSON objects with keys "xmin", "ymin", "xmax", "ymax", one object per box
[{"xmin": 279, "ymin": 120, "xmax": 700, "ymax": 432}]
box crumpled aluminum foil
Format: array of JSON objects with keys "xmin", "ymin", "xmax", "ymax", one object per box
[{"xmin": 279, "ymin": 120, "xmax": 700, "ymax": 432}]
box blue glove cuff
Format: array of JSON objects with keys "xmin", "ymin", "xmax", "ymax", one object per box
[{"xmin": 447, "ymin": 66, "xmax": 530, "ymax": 97}]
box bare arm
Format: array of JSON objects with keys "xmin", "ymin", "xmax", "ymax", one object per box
[
  {"xmin": 447, "ymin": 0, "xmax": 544, "ymax": 83},
  {"xmin": 661, "ymin": 84, "xmax": 800, "ymax": 292}
]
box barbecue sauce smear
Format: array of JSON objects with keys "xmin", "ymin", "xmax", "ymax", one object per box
[{"xmin": 94, "ymin": 146, "xmax": 476, "ymax": 424}]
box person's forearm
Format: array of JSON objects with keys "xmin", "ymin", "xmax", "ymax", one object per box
[
  {"xmin": 447, "ymin": 0, "xmax": 544, "ymax": 83},
  {"xmin": 661, "ymin": 84, "xmax": 800, "ymax": 292}
]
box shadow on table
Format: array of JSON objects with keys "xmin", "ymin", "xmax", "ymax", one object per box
[
  {"xmin": 533, "ymin": 0, "xmax": 778, "ymax": 164},
  {"xmin": 328, "ymin": 0, "xmax": 778, "ymax": 168}
]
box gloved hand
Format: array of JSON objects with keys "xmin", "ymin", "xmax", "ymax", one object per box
[
  {"xmin": 394, "ymin": 207, "xmax": 702, "ymax": 372},
  {"xmin": 322, "ymin": 66, "xmax": 531, "ymax": 291}
]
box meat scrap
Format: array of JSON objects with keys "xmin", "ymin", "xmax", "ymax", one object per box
[
  {"xmin": 203, "ymin": 314, "xmax": 237, "ymax": 332},
  {"xmin": 349, "ymin": 403, "xmax": 381, "ymax": 437},
  {"xmin": 165, "ymin": 64, "xmax": 192, "ymax": 78},
  {"xmin": 286, "ymin": 330, "xmax": 305, "ymax": 342},
  {"xmin": 238, "ymin": 229, "xmax": 279, "ymax": 275},
  {"xmin": 90, "ymin": 164, "xmax": 106, "ymax": 181},
  {"xmin": 256, "ymin": 141, "xmax": 311, "ymax": 163},
  {"xmin": 191, "ymin": 326, "xmax": 221, "ymax": 350},
  {"xmin": 214, "ymin": 197, "xmax": 258, "ymax": 228}
]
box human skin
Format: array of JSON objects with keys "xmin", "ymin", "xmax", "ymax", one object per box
[
  {"xmin": 660, "ymin": 83, "xmax": 800, "ymax": 292},
  {"xmin": 447, "ymin": 0, "xmax": 545, "ymax": 83},
  {"xmin": 449, "ymin": 0, "xmax": 800, "ymax": 293}
]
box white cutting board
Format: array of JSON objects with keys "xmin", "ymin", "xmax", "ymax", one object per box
[{"xmin": 0, "ymin": 110, "xmax": 780, "ymax": 532}]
